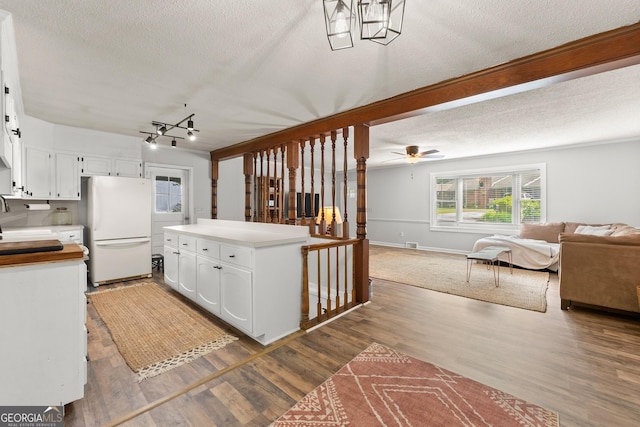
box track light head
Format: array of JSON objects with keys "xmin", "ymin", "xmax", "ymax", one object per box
[
  {"xmin": 187, "ymin": 130, "xmax": 196, "ymax": 141},
  {"xmin": 145, "ymin": 135, "xmax": 153, "ymax": 144},
  {"xmin": 157, "ymin": 125, "xmax": 167, "ymax": 135},
  {"xmin": 150, "ymin": 139, "xmax": 158, "ymax": 149},
  {"xmin": 171, "ymin": 138, "xmax": 177, "ymax": 148},
  {"xmin": 187, "ymin": 119, "xmax": 194, "ymax": 131}
]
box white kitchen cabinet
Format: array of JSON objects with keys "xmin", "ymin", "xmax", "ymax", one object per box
[
  {"xmin": 178, "ymin": 250, "xmax": 197, "ymax": 301},
  {"xmin": 164, "ymin": 220, "xmax": 309, "ymax": 345},
  {"xmin": 23, "ymin": 147, "xmax": 80, "ymax": 199},
  {"xmin": 81, "ymin": 155, "xmax": 142, "ymax": 177},
  {"xmin": 0, "ymin": 259, "xmax": 87, "ymax": 405},
  {"xmin": 220, "ymin": 262, "xmax": 252, "ymax": 333},
  {"xmin": 163, "ymin": 232, "xmax": 179, "ymax": 291},
  {"xmin": 55, "ymin": 152, "xmax": 80, "ymax": 198},
  {"xmin": 196, "ymin": 255, "xmax": 221, "ymax": 314}
]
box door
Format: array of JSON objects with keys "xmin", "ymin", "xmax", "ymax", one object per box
[
  {"xmin": 220, "ymin": 264, "xmax": 252, "ymax": 333},
  {"xmin": 178, "ymin": 251, "xmax": 197, "ymax": 301},
  {"xmin": 147, "ymin": 166, "xmax": 190, "ymax": 256},
  {"xmin": 197, "ymin": 256, "xmax": 221, "ymax": 314}
]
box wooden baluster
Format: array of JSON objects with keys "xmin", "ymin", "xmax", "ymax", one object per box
[
  {"xmin": 335, "ymin": 246, "xmax": 341, "ymax": 312},
  {"xmin": 253, "ymin": 153, "xmax": 258, "ymax": 222},
  {"xmin": 316, "ymin": 248, "xmax": 322, "ymax": 321},
  {"xmin": 243, "ymin": 153, "xmax": 253, "ymax": 222},
  {"xmin": 280, "ymin": 144, "xmax": 285, "ymax": 224},
  {"xmin": 330, "ymin": 130, "xmax": 337, "ymax": 237},
  {"xmin": 309, "ymin": 137, "xmax": 316, "ymax": 235},
  {"xmin": 319, "ymin": 134, "xmax": 326, "ymax": 235},
  {"xmin": 211, "ymin": 158, "xmax": 218, "ymax": 219},
  {"xmin": 259, "ymin": 150, "xmax": 265, "ymax": 222},
  {"xmin": 301, "ymin": 246, "xmax": 310, "ymax": 327},
  {"xmin": 287, "ymin": 141, "xmax": 299, "ymax": 225},
  {"xmin": 343, "ymin": 127, "xmax": 349, "ymax": 238},
  {"xmin": 325, "ymin": 248, "xmax": 332, "ymax": 317},
  {"xmin": 266, "ymin": 148, "xmax": 273, "ymax": 223},
  {"xmin": 300, "ymin": 139, "xmax": 306, "ymax": 226},
  {"xmin": 343, "ymin": 244, "xmax": 349, "ymax": 308}
]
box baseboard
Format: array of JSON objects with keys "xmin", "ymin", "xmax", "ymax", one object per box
[{"xmin": 370, "ymin": 241, "xmax": 468, "ymax": 256}]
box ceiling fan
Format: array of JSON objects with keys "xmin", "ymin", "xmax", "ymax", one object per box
[{"xmin": 391, "ymin": 145, "xmax": 444, "ymax": 163}]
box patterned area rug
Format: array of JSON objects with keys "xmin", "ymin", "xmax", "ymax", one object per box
[
  {"xmin": 88, "ymin": 281, "xmax": 237, "ymax": 381},
  {"xmin": 369, "ymin": 249, "xmax": 550, "ymax": 312},
  {"xmin": 272, "ymin": 342, "xmax": 559, "ymax": 426}
]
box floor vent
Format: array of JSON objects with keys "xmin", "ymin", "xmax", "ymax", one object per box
[{"xmin": 405, "ymin": 242, "xmax": 418, "ymax": 249}]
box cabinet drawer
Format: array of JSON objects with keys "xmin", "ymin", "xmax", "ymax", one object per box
[
  {"xmin": 179, "ymin": 235, "xmax": 197, "ymax": 252},
  {"xmin": 197, "ymin": 239, "xmax": 220, "ymax": 259},
  {"xmin": 220, "ymin": 245, "xmax": 252, "ymax": 269},
  {"xmin": 164, "ymin": 233, "xmax": 178, "ymax": 249},
  {"xmin": 59, "ymin": 230, "xmax": 83, "ymax": 245}
]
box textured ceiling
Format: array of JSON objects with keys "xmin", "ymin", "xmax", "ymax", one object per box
[{"xmin": 1, "ymin": 0, "xmax": 639, "ymax": 168}]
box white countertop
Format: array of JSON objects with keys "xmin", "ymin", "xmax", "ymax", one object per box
[
  {"xmin": 164, "ymin": 223, "xmax": 310, "ymax": 248},
  {"xmin": 0, "ymin": 225, "xmax": 84, "ymax": 243}
]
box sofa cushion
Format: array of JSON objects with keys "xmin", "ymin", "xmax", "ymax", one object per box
[
  {"xmin": 611, "ymin": 224, "xmax": 640, "ymax": 236},
  {"xmin": 574, "ymin": 225, "xmax": 614, "ymax": 236},
  {"xmin": 519, "ymin": 222, "xmax": 565, "ymax": 243}
]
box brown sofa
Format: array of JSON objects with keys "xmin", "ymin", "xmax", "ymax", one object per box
[{"xmin": 559, "ymin": 223, "xmax": 640, "ymax": 314}]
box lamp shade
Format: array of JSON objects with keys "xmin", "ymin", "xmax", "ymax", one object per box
[
  {"xmin": 316, "ymin": 206, "xmax": 343, "ymax": 224},
  {"xmin": 324, "ymin": 0, "xmax": 355, "ymax": 50}
]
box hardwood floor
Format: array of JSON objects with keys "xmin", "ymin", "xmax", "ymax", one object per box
[{"xmin": 66, "ymin": 249, "xmax": 640, "ymax": 426}]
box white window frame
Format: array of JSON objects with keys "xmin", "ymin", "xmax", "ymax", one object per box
[{"xmin": 429, "ymin": 163, "xmax": 547, "ymax": 234}]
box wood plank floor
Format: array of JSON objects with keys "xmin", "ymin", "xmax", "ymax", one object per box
[{"xmin": 65, "ymin": 248, "xmax": 640, "ymax": 426}]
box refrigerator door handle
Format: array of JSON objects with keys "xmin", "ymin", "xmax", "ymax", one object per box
[{"xmin": 94, "ymin": 238, "xmax": 151, "ymax": 247}]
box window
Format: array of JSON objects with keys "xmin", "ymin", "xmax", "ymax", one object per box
[
  {"xmin": 431, "ymin": 164, "xmax": 545, "ymax": 231},
  {"xmin": 155, "ymin": 176, "xmax": 182, "ymax": 213}
]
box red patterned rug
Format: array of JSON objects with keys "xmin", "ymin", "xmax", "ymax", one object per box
[{"xmin": 272, "ymin": 342, "xmax": 558, "ymax": 426}]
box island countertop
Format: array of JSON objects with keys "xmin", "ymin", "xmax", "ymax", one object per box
[
  {"xmin": 0, "ymin": 243, "xmax": 84, "ymax": 268},
  {"xmin": 164, "ymin": 220, "xmax": 310, "ymax": 248}
]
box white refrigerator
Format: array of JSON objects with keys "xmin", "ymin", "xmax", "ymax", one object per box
[{"xmin": 87, "ymin": 176, "xmax": 152, "ymax": 286}]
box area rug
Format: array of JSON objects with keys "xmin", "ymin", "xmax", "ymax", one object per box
[
  {"xmin": 272, "ymin": 342, "xmax": 559, "ymax": 426},
  {"xmin": 88, "ymin": 281, "xmax": 237, "ymax": 381},
  {"xmin": 369, "ymin": 249, "xmax": 549, "ymax": 312}
]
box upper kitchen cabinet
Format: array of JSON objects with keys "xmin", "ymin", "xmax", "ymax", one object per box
[
  {"xmin": 0, "ymin": 11, "xmax": 24, "ymax": 196},
  {"xmin": 23, "ymin": 147, "xmax": 80, "ymax": 199},
  {"xmin": 81, "ymin": 155, "xmax": 142, "ymax": 178}
]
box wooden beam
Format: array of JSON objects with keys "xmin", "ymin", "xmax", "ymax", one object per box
[{"xmin": 210, "ymin": 23, "xmax": 640, "ymax": 161}]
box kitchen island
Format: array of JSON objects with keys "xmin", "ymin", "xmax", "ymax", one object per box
[
  {"xmin": 164, "ymin": 219, "xmax": 310, "ymax": 345},
  {"xmin": 0, "ymin": 241, "xmax": 87, "ymax": 406}
]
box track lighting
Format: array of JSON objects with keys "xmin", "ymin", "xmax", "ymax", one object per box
[
  {"xmin": 140, "ymin": 113, "xmax": 199, "ymax": 148},
  {"xmin": 150, "ymin": 139, "xmax": 158, "ymax": 149}
]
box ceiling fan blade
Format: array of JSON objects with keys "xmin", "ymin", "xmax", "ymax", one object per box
[
  {"xmin": 391, "ymin": 151, "xmax": 406, "ymax": 156},
  {"xmin": 418, "ymin": 149, "xmax": 439, "ymax": 157}
]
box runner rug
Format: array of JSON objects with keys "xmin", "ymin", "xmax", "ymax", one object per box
[
  {"xmin": 272, "ymin": 342, "xmax": 559, "ymax": 426},
  {"xmin": 369, "ymin": 249, "xmax": 550, "ymax": 312},
  {"xmin": 88, "ymin": 281, "xmax": 237, "ymax": 381}
]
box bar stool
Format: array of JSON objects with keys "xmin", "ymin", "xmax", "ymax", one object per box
[{"xmin": 151, "ymin": 253, "xmax": 164, "ymax": 272}]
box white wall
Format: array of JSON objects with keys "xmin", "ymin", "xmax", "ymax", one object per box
[{"xmin": 365, "ymin": 139, "xmax": 640, "ymax": 253}]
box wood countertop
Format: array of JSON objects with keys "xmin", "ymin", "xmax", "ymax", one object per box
[{"xmin": 0, "ymin": 243, "xmax": 84, "ymax": 267}]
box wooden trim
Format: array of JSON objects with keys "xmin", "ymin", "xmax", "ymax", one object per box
[{"xmin": 210, "ymin": 23, "xmax": 640, "ymax": 160}]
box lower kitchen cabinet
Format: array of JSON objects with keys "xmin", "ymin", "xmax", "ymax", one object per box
[
  {"xmin": 0, "ymin": 259, "xmax": 87, "ymax": 405},
  {"xmin": 196, "ymin": 256, "xmax": 221, "ymax": 314},
  {"xmin": 163, "ymin": 221, "xmax": 308, "ymax": 345},
  {"xmin": 220, "ymin": 263, "xmax": 252, "ymax": 333}
]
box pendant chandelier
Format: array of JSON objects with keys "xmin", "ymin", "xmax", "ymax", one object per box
[{"xmin": 323, "ymin": 0, "xmax": 406, "ymax": 51}]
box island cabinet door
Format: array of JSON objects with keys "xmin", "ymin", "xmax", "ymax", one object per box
[
  {"xmin": 220, "ymin": 264, "xmax": 252, "ymax": 334},
  {"xmin": 178, "ymin": 251, "xmax": 197, "ymax": 301},
  {"xmin": 197, "ymin": 256, "xmax": 221, "ymax": 315},
  {"xmin": 163, "ymin": 245, "xmax": 179, "ymax": 290}
]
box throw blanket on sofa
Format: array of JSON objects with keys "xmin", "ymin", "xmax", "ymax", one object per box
[{"xmin": 472, "ymin": 235, "xmax": 560, "ymax": 271}]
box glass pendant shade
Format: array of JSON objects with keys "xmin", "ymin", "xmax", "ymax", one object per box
[
  {"xmin": 369, "ymin": 0, "xmax": 405, "ymax": 45},
  {"xmin": 323, "ymin": 0, "xmax": 355, "ymax": 50},
  {"xmin": 358, "ymin": 0, "xmax": 390, "ymax": 40}
]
